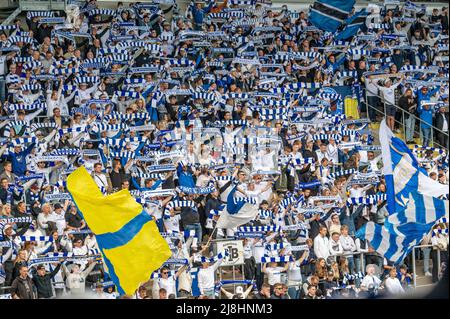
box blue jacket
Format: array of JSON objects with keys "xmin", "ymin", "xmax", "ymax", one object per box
[
  {"xmin": 177, "ymin": 165, "xmax": 195, "ymax": 188},
  {"xmin": 192, "ymin": 2, "xmax": 213, "ymax": 25},
  {"xmin": 9, "ymin": 143, "xmax": 35, "ymax": 176},
  {"xmin": 131, "ymin": 178, "xmax": 162, "ymax": 191},
  {"xmin": 417, "ymin": 104, "xmax": 434, "ymax": 129},
  {"xmin": 417, "ymin": 87, "xmax": 440, "ymax": 106}
]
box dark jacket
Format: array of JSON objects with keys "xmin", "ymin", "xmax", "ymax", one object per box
[
  {"xmin": 254, "ymin": 292, "xmax": 270, "ymax": 299},
  {"xmin": 398, "ymin": 95, "xmax": 417, "ymax": 117},
  {"xmin": 435, "ymin": 112, "xmax": 449, "ymax": 131},
  {"xmin": 11, "ymin": 276, "xmax": 36, "ymax": 299},
  {"xmin": 32, "ymin": 264, "xmax": 61, "ymax": 298},
  {"xmin": 180, "ymin": 206, "xmax": 200, "ymax": 226},
  {"xmin": 309, "ymin": 219, "xmax": 327, "ymax": 240},
  {"xmin": 270, "ymin": 293, "xmax": 289, "ymax": 299}
]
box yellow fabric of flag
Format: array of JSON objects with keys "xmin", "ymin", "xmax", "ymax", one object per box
[{"xmin": 67, "ymin": 166, "xmax": 171, "ymax": 295}]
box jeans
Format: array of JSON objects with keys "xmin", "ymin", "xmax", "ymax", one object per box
[
  {"xmin": 421, "ymin": 127, "xmax": 431, "ymax": 146},
  {"xmin": 287, "ymin": 281, "xmax": 301, "ymax": 299},
  {"xmin": 202, "ymin": 288, "xmax": 215, "ymax": 299},
  {"xmin": 431, "ymin": 249, "xmax": 439, "ymax": 283},
  {"xmin": 255, "ymin": 263, "xmax": 265, "ymax": 290},
  {"xmin": 405, "ymin": 115, "xmax": 416, "ymax": 142},
  {"xmin": 184, "ymin": 223, "xmax": 202, "ymax": 243},
  {"xmin": 346, "ymin": 256, "xmax": 356, "ymax": 274},
  {"xmin": 422, "ymin": 247, "xmax": 431, "ymax": 274},
  {"xmin": 367, "ymin": 96, "xmax": 379, "ymax": 121},
  {"xmin": 354, "ymin": 255, "xmax": 362, "ymax": 274}
]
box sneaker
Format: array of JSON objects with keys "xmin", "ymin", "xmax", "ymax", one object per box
[{"xmin": 425, "ymin": 271, "xmax": 432, "ymax": 277}]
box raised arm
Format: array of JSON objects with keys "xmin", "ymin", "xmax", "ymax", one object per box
[
  {"xmin": 81, "ymin": 260, "xmax": 97, "ymax": 278},
  {"xmin": 220, "ymin": 287, "xmax": 234, "ymax": 299},
  {"xmin": 25, "ymin": 108, "xmax": 44, "ymax": 122}
]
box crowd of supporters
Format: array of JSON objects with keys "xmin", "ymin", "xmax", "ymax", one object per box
[{"xmin": 0, "ymin": 0, "xmax": 448, "ymax": 299}]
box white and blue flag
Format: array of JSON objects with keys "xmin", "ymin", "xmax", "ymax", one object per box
[
  {"xmin": 356, "ymin": 120, "xmax": 449, "ymax": 264},
  {"xmin": 309, "ymin": 0, "xmax": 356, "ymax": 33},
  {"xmin": 216, "ymin": 185, "xmax": 259, "ymax": 229},
  {"xmin": 378, "ymin": 119, "xmax": 448, "ymax": 215},
  {"xmin": 334, "ymin": 9, "xmax": 368, "ymax": 41}
]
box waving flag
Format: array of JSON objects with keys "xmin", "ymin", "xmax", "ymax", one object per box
[
  {"xmin": 309, "ymin": 0, "xmax": 356, "ymax": 32},
  {"xmin": 216, "ymin": 185, "xmax": 259, "ymax": 229},
  {"xmin": 356, "ymin": 119, "xmax": 449, "ymax": 264},
  {"xmin": 334, "ymin": 9, "xmax": 368, "ymax": 40},
  {"xmin": 378, "ymin": 119, "xmax": 448, "ymax": 215},
  {"xmin": 356, "ymin": 214, "xmax": 443, "ymax": 265},
  {"xmin": 67, "ymin": 166, "xmax": 171, "ymax": 296}
]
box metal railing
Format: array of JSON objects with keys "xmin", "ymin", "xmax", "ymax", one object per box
[
  {"xmin": 19, "ymin": 0, "xmax": 66, "ymax": 11},
  {"xmin": 411, "ymin": 244, "xmax": 442, "ymax": 289},
  {"xmin": 362, "ymin": 90, "xmax": 449, "ymax": 152}
]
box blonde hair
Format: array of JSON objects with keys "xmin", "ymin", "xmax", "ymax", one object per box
[{"xmin": 1, "ymin": 204, "xmax": 11, "ymax": 216}]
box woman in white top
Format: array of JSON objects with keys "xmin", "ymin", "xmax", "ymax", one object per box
[{"xmin": 384, "ymin": 268, "xmax": 404, "ymax": 296}]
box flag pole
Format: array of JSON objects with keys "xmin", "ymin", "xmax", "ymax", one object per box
[{"xmin": 205, "ymin": 222, "xmax": 218, "ymax": 248}]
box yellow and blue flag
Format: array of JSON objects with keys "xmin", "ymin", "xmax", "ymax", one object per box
[{"xmin": 67, "ymin": 166, "xmax": 171, "ymax": 296}]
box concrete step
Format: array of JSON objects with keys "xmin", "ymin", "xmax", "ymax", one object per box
[{"xmin": 416, "ymin": 275, "xmax": 434, "ymax": 286}]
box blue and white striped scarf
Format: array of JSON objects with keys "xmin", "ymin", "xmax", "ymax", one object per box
[
  {"xmin": 8, "ymin": 102, "xmax": 46, "ymax": 111},
  {"xmin": 178, "ymin": 186, "xmax": 216, "ymax": 195},
  {"xmin": 12, "ymin": 137, "xmax": 38, "ymax": 145},
  {"xmin": 50, "ymin": 148, "xmax": 80, "ymax": 156},
  {"xmin": 164, "ymin": 200, "xmax": 197, "ymax": 218},
  {"xmin": 44, "ymin": 193, "xmax": 72, "ymax": 201},
  {"xmin": 238, "ymin": 225, "xmax": 280, "ymax": 232},
  {"xmin": 75, "ymin": 76, "xmax": 100, "ymax": 84},
  {"xmin": 109, "ymin": 150, "xmax": 135, "ymax": 159},
  {"xmin": 15, "ymin": 174, "xmax": 44, "ymax": 183},
  {"xmin": 20, "ymin": 236, "xmax": 53, "ymax": 242},
  {"xmin": 0, "ymin": 217, "xmax": 33, "ymax": 226},
  {"xmin": 27, "ymin": 11, "xmax": 54, "ymax": 19},
  {"xmin": 96, "ymin": 123, "xmax": 129, "ymax": 131},
  {"xmin": 346, "ymin": 194, "xmax": 387, "ymax": 206},
  {"xmin": 327, "ymin": 169, "xmax": 357, "ymax": 180},
  {"xmin": 260, "ymin": 256, "xmax": 294, "ymax": 263},
  {"xmin": 195, "ymin": 250, "xmax": 229, "ymax": 264},
  {"xmin": 30, "ymin": 122, "xmax": 58, "ymax": 130}
]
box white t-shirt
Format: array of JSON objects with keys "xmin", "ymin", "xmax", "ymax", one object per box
[
  {"xmin": 164, "ymin": 215, "xmax": 181, "ymax": 233},
  {"xmin": 93, "ymin": 173, "xmax": 108, "ymax": 191},
  {"xmin": 254, "ymin": 182, "xmax": 272, "ymax": 202},
  {"xmin": 265, "ymin": 266, "xmax": 285, "ymax": 286},
  {"xmin": 361, "ymin": 275, "xmax": 381, "ymax": 290},
  {"xmin": 197, "ymin": 267, "xmax": 217, "ymax": 293},
  {"xmin": 49, "ymin": 211, "xmax": 67, "ymax": 236},
  {"xmin": 155, "ymin": 276, "xmax": 177, "ymax": 297},
  {"xmin": 385, "ymin": 277, "xmax": 404, "ymax": 295},
  {"xmin": 243, "ymin": 241, "xmax": 253, "ymax": 259},
  {"xmin": 287, "ymin": 260, "xmax": 302, "ymax": 283},
  {"xmin": 252, "ymin": 240, "xmax": 265, "ymax": 264}
]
